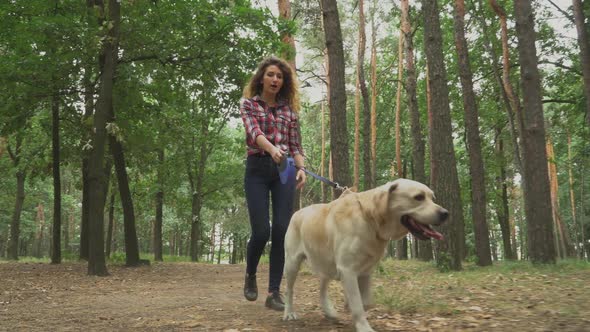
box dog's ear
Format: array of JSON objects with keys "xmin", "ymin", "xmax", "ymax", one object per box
[{"xmin": 388, "ymin": 182, "xmax": 398, "ymax": 194}]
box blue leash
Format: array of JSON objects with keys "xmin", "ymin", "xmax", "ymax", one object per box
[
  {"xmin": 302, "ymin": 168, "xmax": 346, "ymax": 191},
  {"xmin": 278, "ymin": 156, "xmax": 345, "ymax": 191}
]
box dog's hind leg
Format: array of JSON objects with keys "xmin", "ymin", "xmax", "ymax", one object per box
[
  {"xmin": 283, "ymin": 253, "xmax": 304, "ymax": 321},
  {"xmin": 319, "ymin": 277, "xmax": 339, "ymax": 320},
  {"xmin": 358, "ymin": 275, "xmax": 374, "ymax": 310}
]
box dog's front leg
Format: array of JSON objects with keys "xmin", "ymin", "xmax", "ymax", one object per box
[
  {"xmin": 340, "ymin": 271, "xmax": 375, "ymax": 332},
  {"xmin": 358, "ymin": 275, "xmax": 374, "ymax": 310}
]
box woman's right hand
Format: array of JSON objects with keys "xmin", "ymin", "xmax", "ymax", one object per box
[{"xmin": 270, "ymin": 147, "xmax": 285, "ymax": 164}]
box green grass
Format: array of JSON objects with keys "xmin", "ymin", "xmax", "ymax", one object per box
[{"xmin": 372, "ymin": 258, "xmax": 590, "ymax": 316}]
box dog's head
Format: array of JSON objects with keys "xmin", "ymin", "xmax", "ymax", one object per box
[{"xmin": 386, "ymin": 179, "xmax": 448, "ymax": 241}]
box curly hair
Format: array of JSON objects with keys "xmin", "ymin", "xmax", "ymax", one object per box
[{"xmin": 243, "ymin": 56, "xmax": 301, "ymax": 113}]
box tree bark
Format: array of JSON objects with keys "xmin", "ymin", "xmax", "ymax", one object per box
[
  {"xmin": 354, "ymin": 61, "xmax": 360, "ymax": 188},
  {"xmin": 109, "ymin": 136, "xmax": 143, "ymax": 266},
  {"xmin": 581, "ymin": 168, "xmax": 587, "ymax": 259},
  {"xmin": 488, "ymin": 0, "xmax": 525, "ymax": 175},
  {"xmin": 51, "ymin": 92, "xmax": 62, "ymax": 264},
  {"xmin": 154, "ymin": 149, "xmax": 164, "ymax": 261},
  {"xmin": 278, "ymin": 0, "xmax": 296, "ymax": 69},
  {"xmin": 87, "ymin": 0, "xmax": 121, "ymax": 276},
  {"xmin": 514, "ymin": 0, "xmax": 556, "ymax": 264},
  {"xmin": 188, "ymin": 125, "xmax": 207, "ymax": 262},
  {"xmin": 401, "ymin": 0, "xmax": 432, "ymax": 261},
  {"xmin": 572, "ymin": 0, "xmax": 590, "ymax": 127},
  {"xmin": 8, "ymin": 134, "xmax": 25, "ymax": 260},
  {"xmin": 422, "ymin": 0, "xmax": 465, "ymax": 271},
  {"xmin": 79, "ymin": 0, "xmax": 97, "ymax": 262},
  {"xmin": 453, "ymin": 0, "xmax": 492, "ymax": 266},
  {"xmin": 394, "ymin": 30, "xmax": 404, "ymax": 178},
  {"xmin": 546, "ymin": 137, "xmax": 575, "ymax": 257},
  {"xmin": 495, "ymin": 128, "xmax": 515, "ymax": 259},
  {"xmin": 321, "ymin": 0, "xmax": 351, "ymax": 196},
  {"xmin": 278, "ymin": 0, "xmax": 301, "ymax": 209},
  {"xmin": 106, "ymin": 192, "xmax": 115, "ymax": 258},
  {"xmin": 370, "ymin": 13, "xmax": 378, "ymax": 188},
  {"xmin": 358, "ymin": 0, "xmax": 372, "ymax": 191},
  {"xmin": 321, "ymin": 98, "xmax": 327, "ymax": 203},
  {"xmin": 567, "ymin": 131, "xmax": 581, "ymax": 257},
  {"xmin": 34, "ymin": 203, "xmax": 46, "ymax": 258}
]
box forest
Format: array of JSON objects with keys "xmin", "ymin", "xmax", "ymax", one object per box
[
  {"xmin": 0, "ymin": 0, "xmax": 589, "ymax": 272},
  {"xmin": 1, "ymin": 0, "xmax": 590, "ymax": 330}
]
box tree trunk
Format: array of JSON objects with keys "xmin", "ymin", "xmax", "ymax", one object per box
[
  {"xmin": 51, "ymin": 92, "xmax": 62, "ymax": 264},
  {"xmin": 581, "ymin": 168, "xmax": 587, "ymax": 259},
  {"xmin": 188, "ymin": 123, "xmax": 208, "ymax": 262},
  {"xmin": 572, "ymin": 0, "xmax": 590, "ymax": 127},
  {"xmin": 8, "ymin": 134, "xmax": 25, "ymax": 260},
  {"xmin": 106, "ymin": 192, "xmax": 115, "ymax": 258},
  {"xmin": 488, "ymin": 0, "xmax": 525, "ymax": 175},
  {"xmin": 354, "ymin": 61, "xmax": 360, "ymax": 189},
  {"xmin": 514, "ymin": 0, "xmax": 556, "ymax": 264},
  {"xmin": 396, "ymin": 238, "xmax": 408, "ymax": 260},
  {"xmin": 394, "ymin": 30, "xmax": 404, "ymax": 178},
  {"xmin": 358, "ymin": 0, "xmax": 372, "ymax": 191},
  {"xmin": 278, "ymin": 0, "xmax": 296, "ymax": 69},
  {"xmin": 34, "ymin": 203, "xmax": 46, "ymax": 258},
  {"xmin": 65, "ymin": 208, "xmax": 74, "ymax": 253},
  {"xmin": 278, "ymin": 0, "xmax": 301, "ymax": 209},
  {"xmin": 87, "ymin": 0, "xmax": 121, "ymax": 276},
  {"xmin": 422, "ymin": 0, "xmax": 465, "ymax": 271},
  {"xmin": 321, "ymin": 99, "xmax": 327, "ymax": 203},
  {"xmin": 79, "ymin": 0, "xmax": 97, "ymax": 262},
  {"xmin": 453, "ymin": 0, "xmax": 492, "ymax": 266},
  {"xmin": 546, "ymin": 137, "xmax": 575, "ymax": 257},
  {"xmin": 80, "ymin": 158, "xmax": 90, "ymax": 260},
  {"xmin": 109, "ymin": 135, "xmax": 143, "ymax": 266},
  {"xmin": 401, "ymin": 0, "xmax": 432, "ymax": 261},
  {"xmin": 567, "ymin": 131, "xmax": 581, "ymax": 257},
  {"xmin": 217, "ymin": 228, "xmax": 224, "ymax": 264},
  {"xmin": 154, "ymin": 149, "xmax": 164, "ymax": 261},
  {"xmin": 495, "ymin": 128, "xmax": 515, "ymax": 259},
  {"xmin": 321, "ymin": 0, "xmax": 351, "ymax": 196},
  {"xmin": 370, "ymin": 13, "xmax": 377, "ymax": 188}
]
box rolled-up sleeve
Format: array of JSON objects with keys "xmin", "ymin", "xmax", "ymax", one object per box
[
  {"xmin": 288, "ymin": 112, "xmax": 304, "ymax": 157},
  {"xmin": 240, "ymin": 98, "xmax": 264, "ymax": 146}
]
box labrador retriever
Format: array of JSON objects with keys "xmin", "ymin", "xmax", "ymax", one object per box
[{"xmin": 283, "ymin": 178, "xmax": 448, "ymax": 332}]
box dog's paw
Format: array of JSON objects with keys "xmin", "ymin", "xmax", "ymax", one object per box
[
  {"xmin": 355, "ymin": 322, "xmax": 376, "ymax": 332},
  {"xmin": 322, "ymin": 307, "xmax": 339, "ymax": 320},
  {"xmin": 283, "ymin": 312, "xmax": 298, "ymax": 321}
]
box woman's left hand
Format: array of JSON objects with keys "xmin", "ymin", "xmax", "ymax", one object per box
[{"xmin": 296, "ymin": 169, "xmax": 306, "ymax": 190}]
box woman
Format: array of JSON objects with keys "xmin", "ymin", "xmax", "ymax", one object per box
[{"xmin": 239, "ymin": 56, "xmax": 306, "ymax": 311}]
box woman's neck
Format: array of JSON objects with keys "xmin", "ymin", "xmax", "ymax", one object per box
[{"xmin": 260, "ymin": 92, "xmax": 277, "ymax": 106}]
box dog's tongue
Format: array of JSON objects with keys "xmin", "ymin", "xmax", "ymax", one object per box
[
  {"xmin": 412, "ymin": 220, "xmax": 444, "ymax": 240},
  {"xmin": 422, "ymin": 225, "xmax": 444, "ymax": 240}
]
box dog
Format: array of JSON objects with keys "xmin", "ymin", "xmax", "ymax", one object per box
[{"xmin": 282, "ymin": 178, "xmax": 448, "ymax": 332}]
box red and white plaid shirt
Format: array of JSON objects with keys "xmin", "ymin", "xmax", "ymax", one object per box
[{"xmin": 240, "ymin": 95, "xmax": 304, "ymax": 157}]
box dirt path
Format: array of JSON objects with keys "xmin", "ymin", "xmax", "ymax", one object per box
[{"xmin": 1, "ymin": 261, "xmax": 589, "ymax": 331}]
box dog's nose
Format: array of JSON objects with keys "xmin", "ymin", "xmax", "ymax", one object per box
[{"xmin": 439, "ymin": 209, "xmax": 449, "ymax": 222}]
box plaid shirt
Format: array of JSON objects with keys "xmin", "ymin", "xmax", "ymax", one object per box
[{"xmin": 240, "ymin": 95, "xmax": 304, "ymax": 157}]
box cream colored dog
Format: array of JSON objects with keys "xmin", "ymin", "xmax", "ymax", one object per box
[{"xmin": 282, "ymin": 179, "xmax": 448, "ymax": 332}]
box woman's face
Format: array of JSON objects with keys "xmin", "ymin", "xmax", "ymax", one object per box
[{"xmin": 260, "ymin": 65, "xmax": 284, "ymax": 98}]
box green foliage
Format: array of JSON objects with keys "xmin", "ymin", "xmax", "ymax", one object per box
[{"xmin": 0, "ymin": 0, "xmax": 588, "ymax": 265}]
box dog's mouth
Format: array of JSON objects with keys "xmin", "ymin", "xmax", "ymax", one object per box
[{"xmin": 401, "ymin": 215, "xmax": 444, "ymax": 241}]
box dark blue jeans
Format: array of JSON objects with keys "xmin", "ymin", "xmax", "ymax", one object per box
[{"xmin": 244, "ymin": 154, "xmax": 295, "ymax": 293}]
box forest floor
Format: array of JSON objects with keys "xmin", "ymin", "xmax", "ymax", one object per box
[{"xmin": 0, "ymin": 259, "xmax": 589, "ymax": 331}]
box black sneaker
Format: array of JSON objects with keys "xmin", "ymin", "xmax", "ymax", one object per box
[
  {"xmin": 265, "ymin": 291, "xmax": 285, "ymax": 311},
  {"xmin": 243, "ymin": 274, "xmax": 257, "ymax": 301}
]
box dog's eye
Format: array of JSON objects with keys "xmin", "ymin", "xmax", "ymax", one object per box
[{"xmin": 414, "ymin": 194, "xmax": 425, "ymax": 201}]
